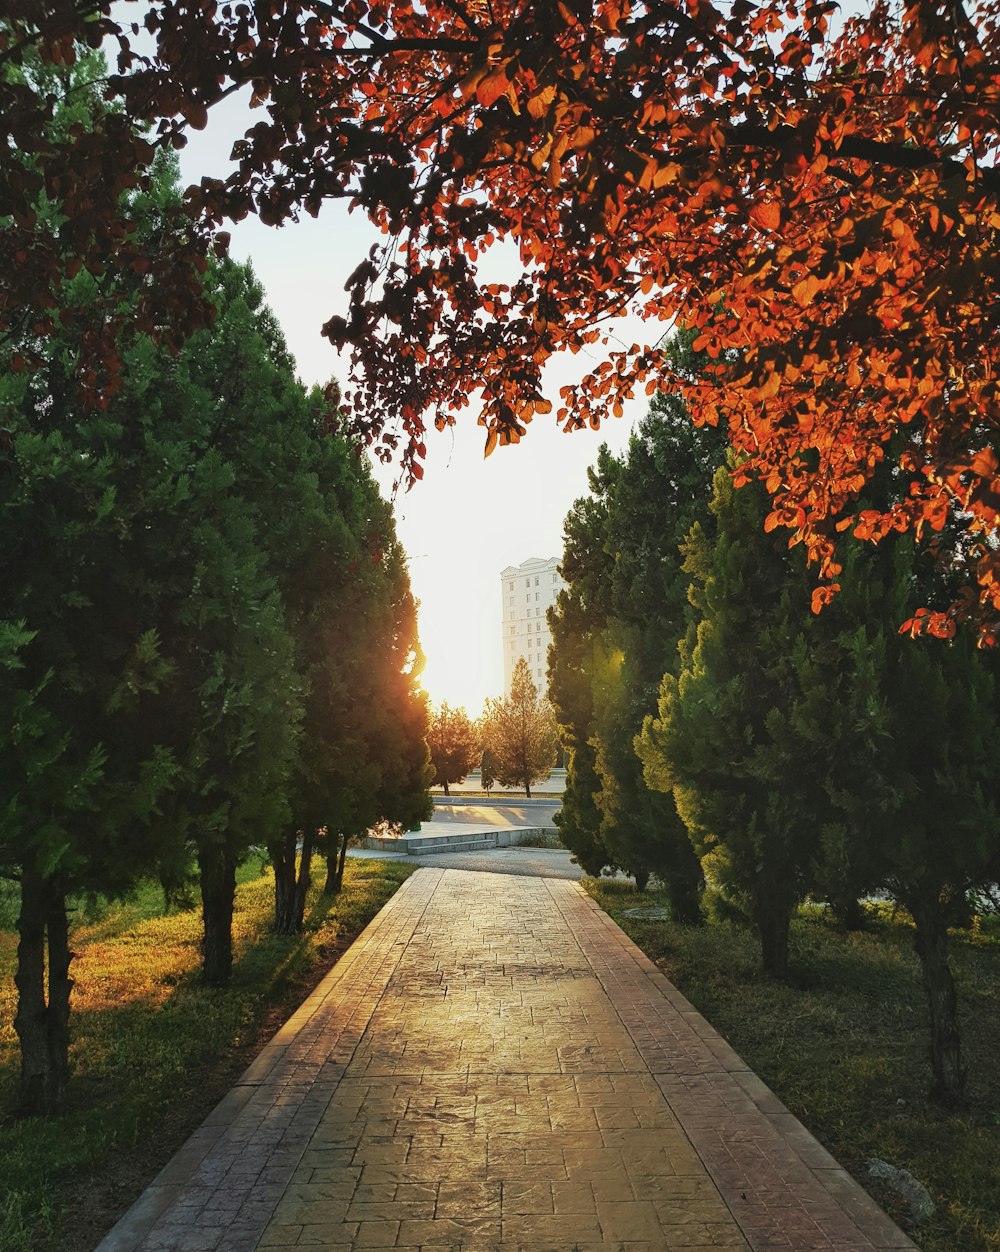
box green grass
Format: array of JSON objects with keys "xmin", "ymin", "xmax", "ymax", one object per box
[
  {"xmin": 0, "ymin": 856, "xmax": 417, "ymax": 1252},
  {"xmin": 585, "ymin": 878, "xmax": 1000, "ymax": 1252},
  {"xmin": 511, "ymin": 830, "xmax": 566, "ymax": 849}
]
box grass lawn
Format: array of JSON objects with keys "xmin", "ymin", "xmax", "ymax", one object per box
[
  {"xmin": 0, "ymin": 856, "xmax": 417, "ymax": 1252},
  {"xmin": 585, "ymin": 877, "xmax": 1000, "ymax": 1252}
]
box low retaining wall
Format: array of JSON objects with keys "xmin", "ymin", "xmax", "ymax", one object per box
[{"xmin": 361, "ymin": 827, "xmax": 553, "ymax": 855}]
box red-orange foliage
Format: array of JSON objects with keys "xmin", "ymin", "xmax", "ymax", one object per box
[{"xmin": 3, "ymin": 0, "xmax": 999, "ymax": 628}]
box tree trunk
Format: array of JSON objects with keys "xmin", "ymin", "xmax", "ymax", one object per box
[
  {"xmin": 634, "ymin": 868, "xmax": 650, "ymax": 892},
  {"xmin": 45, "ymin": 886, "xmax": 73, "ymax": 1109},
  {"xmin": 14, "ymin": 865, "xmax": 50, "ymax": 1115},
  {"xmin": 323, "ymin": 848, "xmax": 339, "ymax": 896},
  {"xmin": 289, "ymin": 828, "xmax": 315, "ymax": 932},
  {"xmin": 912, "ymin": 899, "xmax": 965, "ymax": 1106},
  {"xmin": 667, "ymin": 849, "xmax": 704, "ymax": 927},
  {"xmin": 337, "ymin": 833, "xmax": 349, "ymax": 884},
  {"xmin": 199, "ymin": 846, "xmax": 236, "ymax": 986},
  {"xmin": 829, "ymin": 894, "xmax": 867, "ymax": 931},
  {"xmin": 757, "ymin": 903, "xmax": 791, "ymax": 981},
  {"xmin": 271, "ymin": 830, "xmax": 298, "ymax": 933},
  {"xmin": 442, "ymin": 779, "xmax": 450, "ymax": 796},
  {"xmin": 525, "ymin": 780, "xmax": 531, "ymax": 798},
  {"xmin": 325, "ymin": 833, "xmax": 349, "ymax": 895}
]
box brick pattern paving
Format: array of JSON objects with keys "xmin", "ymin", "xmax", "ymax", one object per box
[{"xmin": 98, "ymin": 869, "xmax": 916, "ymax": 1252}]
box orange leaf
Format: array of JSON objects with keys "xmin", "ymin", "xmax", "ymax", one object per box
[
  {"xmin": 477, "ymin": 67, "xmax": 510, "ymax": 109},
  {"xmin": 527, "ymin": 84, "xmax": 556, "ymax": 119},
  {"xmin": 751, "ymin": 201, "xmax": 781, "ymax": 232},
  {"xmin": 792, "ymin": 274, "xmax": 820, "ymax": 306}
]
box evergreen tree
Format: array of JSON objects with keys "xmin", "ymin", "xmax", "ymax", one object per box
[
  {"xmin": 318, "ymin": 532, "xmax": 432, "ymax": 897},
  {"xmin": 814, "ymin": 536, "xmax": 1000, "ymax": 1104},
  {"xmin": 427, "ymin": 703, "xmax": 480, "ymax": 796},
  {"xmin": 269, "ymin": 456, "xmax": 432, "ymax": 924},
  {"xmin": 549, "ymin": 334, "xmax": 724, "ymax": 910},
  {"xmin": 0, "ymin": 54, "xmax": 200, "ymax": 1107},
  {"xmin": 0, "ymin": 47, "xmax": 430, "ymax": 1095},
  {"xmin": 638, "ymin": 467, "xmax": 825, "ymax": 978},
  {"xmin": 481, "ymin": 660, "xmax": 558, "ymax": 798},
  {"xmin": 108, "ymin": 257, "xmax": 308, "ymax": 983},
  {"xmin": 548, "ymin": 458, "xmax": 616, "ymax": 871}
]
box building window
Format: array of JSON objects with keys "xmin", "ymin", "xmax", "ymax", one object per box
[
  {"xmin": 534, "ymin": 577, "xmax": 539, "ymax": 586},
  {"xmin": 508, "ymin": 581, "xmax": 513, "ymax": 591},
  {"xmin": 535, "ymin": 592, "xmax": 539, "ymax": 601},
  {"xmin": 525, "ymin": 578, "xmax": 530, "ymax": 587}
]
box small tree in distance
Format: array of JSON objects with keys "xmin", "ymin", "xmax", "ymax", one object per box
[
  {"xmin": 427, "ymin": 702, "xmax": 480, "ymax": 797},
  {"xmin": 481, "ymin": 660, "xmax": 558, "ymax": 799},
  {"xmin": 480, "ymin": 747, "xmax": 498, "ymax": 795}
]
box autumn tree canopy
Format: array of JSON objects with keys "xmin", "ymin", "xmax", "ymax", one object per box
[{"xmin": 3, "ymin": 0, "xmax": 1000, "ymax": 627}]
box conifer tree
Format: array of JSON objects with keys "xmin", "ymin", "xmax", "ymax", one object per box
[
  {"xmin": 548, "ymin": 567, "xmax": 609, "ymax": 873},
  {"xmin": 270, "ymin": 461, "xmax": 432, "ymax": 922},
  {"xmin": 549, "ymin": 336, "xmax": 724, "ymax": 911},
  {"xmin": 0, "ymin": 53, "xmax": 199, "ymax": 1107},
  {"xmin": 638, "ymin": 467, "xmax": 825, "ymax": 978},
  {"xmin": 814, "ymin": 536, "xmax": 1000, "ymax": 1104},
  {"xmin": 317, "ymin": 533, "xmax": 433, "ymax": 898}
]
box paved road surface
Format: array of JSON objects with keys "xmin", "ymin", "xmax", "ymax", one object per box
[{"xmin": 100, "ymin": 869, "xmax": 914, "ymax": 1252}]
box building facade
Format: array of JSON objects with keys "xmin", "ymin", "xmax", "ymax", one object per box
[{"xmin": 501, "ymin": 556, "xmax": 566, "ymax": 692}]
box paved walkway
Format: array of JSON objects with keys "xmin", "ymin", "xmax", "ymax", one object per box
[{"xmin": 99, "ymin": 870, "xmax": 915, "ymax": 1252}]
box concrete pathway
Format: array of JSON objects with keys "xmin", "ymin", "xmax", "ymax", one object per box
[{"xmin": 99, "ymin": 870, "xmax": 915, "ymax": 1252}]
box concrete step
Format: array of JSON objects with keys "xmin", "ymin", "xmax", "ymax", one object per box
[
  {"xmin": 410, "ymin": 839, "xmax": 500, "ymax": 855},
  {"xmin": 360, "ymin": 827, "xmax": 552, "ymax": 855},
  {"xmin": 406, "ymin": 831, "xmax": 500, "ymax": 851}
]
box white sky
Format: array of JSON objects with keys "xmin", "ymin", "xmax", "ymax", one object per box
[{"xmin": 177, "ymin": 94, "xmax": 647, "ymax": 714}]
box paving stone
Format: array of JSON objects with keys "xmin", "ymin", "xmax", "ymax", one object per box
[{"xmin": 97, "ymin": 869, "xmax": 917, "ymax": 1251}]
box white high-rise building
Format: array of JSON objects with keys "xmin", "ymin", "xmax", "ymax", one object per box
[{"xmin": 501, "ymin": 556, "xmax": 566, "ymax": 692}]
